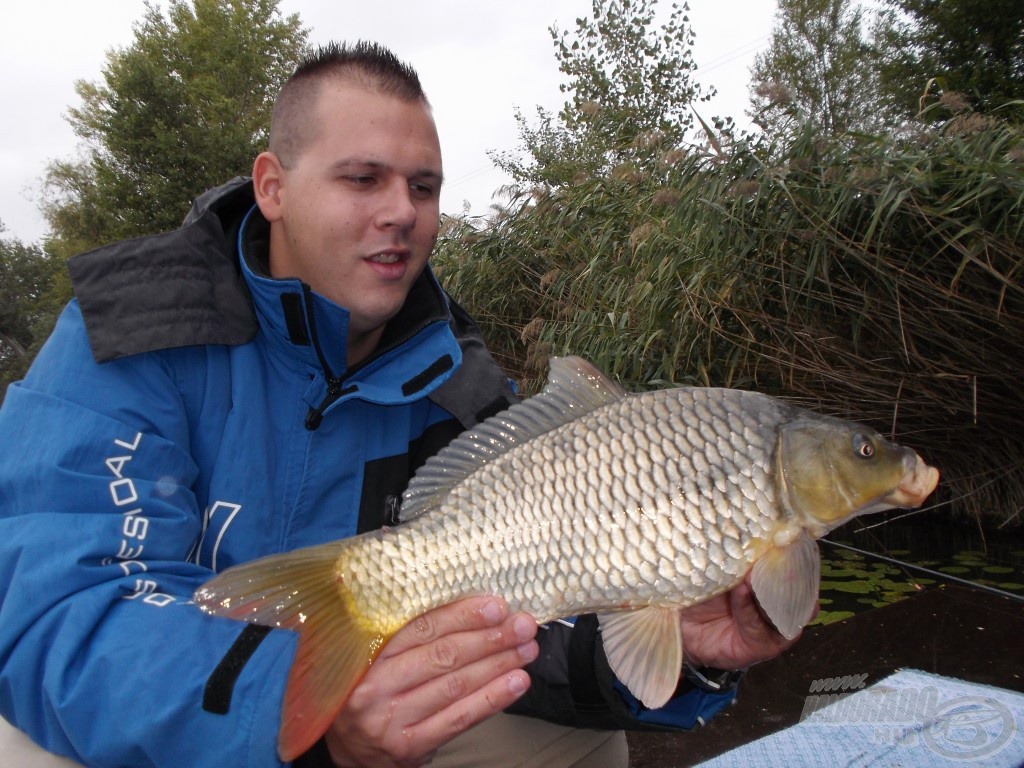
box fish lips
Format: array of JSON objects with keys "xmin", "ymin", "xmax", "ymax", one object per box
[{"xmin": 879, "ymin": 452, "xmax": 940, "ymax": 510}]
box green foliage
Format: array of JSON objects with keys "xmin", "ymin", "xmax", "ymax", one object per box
[
  {"xmin": 42, "ymin": 0, "xmax": 307, "ymax": 247},
  {"xmin": 874, "ymin": 0, "xmax": 1024, "ymax": 121},
  {"xmin": 0, "ymin": 225, "xmax": 66, "ymax": 398},
  {"xmin": 749, "ymin": 0, "xmax": 883, "ymax": 136},
  {"xmin": 751, "ymin": 0, "xmax": 1024, "ymax": 135},
  {"xmin": 435, "ymin": 113, "xmax": 1024, "ymax": 525},
  {"xmin": 491, "ymin": 0, "xmax": 714, "ymax": 189},
  {"xmin": 4, "ymin": 0, "xmax": 305, "ymax": 392}
]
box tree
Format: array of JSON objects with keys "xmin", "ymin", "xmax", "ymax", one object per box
[
  {"xmin": 748, "ymin": 0, "xmax": 883, "ymax": 137},
  {"xmin": 873, "ymin": 0, "xmax": 1024, "ymax": 120},
  {"xmin": 42, "ymin": 0, "xmax": 307, "ymax": 248},
  {"xmin": 0, "ymin": 224, "xmax": 64, "ymax": 398},
  {"xmin": 491, "ymin": 0, "xmax": 715, "ymax": 189}
]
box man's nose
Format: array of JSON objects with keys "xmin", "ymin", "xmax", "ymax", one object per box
[{"xmin": 375, "ymin": 180, "xmax": 417, "ymax": 229}]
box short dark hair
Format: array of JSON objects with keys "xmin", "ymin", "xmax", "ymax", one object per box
[{"xmin": 269, "ymin": 41, "xmax": 427, "ymax": 167}]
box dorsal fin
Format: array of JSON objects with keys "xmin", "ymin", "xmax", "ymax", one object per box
[{"xmin": 400, "ymin": 356, "xmax": 627, "ymax": 519}]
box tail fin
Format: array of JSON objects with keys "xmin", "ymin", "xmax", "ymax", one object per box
[{"xmin": 194, "ymin": 542, "xmax": 387, "ymax": 761}]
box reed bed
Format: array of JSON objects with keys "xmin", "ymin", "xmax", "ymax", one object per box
[{"xmin": 434, "ymin": 114, "xmax": 1024, "ymax": 526}]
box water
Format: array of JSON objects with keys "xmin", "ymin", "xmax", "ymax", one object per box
[{"xmin": 811, "ymin": 511, "xmax": 1024, "ymax": 626}]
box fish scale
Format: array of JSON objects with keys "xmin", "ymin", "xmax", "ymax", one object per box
[
  {"xmin": 339, "ymin": 386, "xmax": 783, "ymax": 632},
  {"xmin": 195, "ymin": 356, "xmax": 939, "ymax": 761}
]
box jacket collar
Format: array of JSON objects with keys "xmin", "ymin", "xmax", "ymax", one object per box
[
  {"xmin": 237, "ymin": 204, "xmax": 462, "ymax": 410},
  {"xmin": 68, "ymin": 178, "xmax": 463, "ymax": 411}
]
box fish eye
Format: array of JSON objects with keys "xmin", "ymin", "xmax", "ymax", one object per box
[{"xmin": 852, "ymin": 434, "xmax": 875, "ymax": 459}]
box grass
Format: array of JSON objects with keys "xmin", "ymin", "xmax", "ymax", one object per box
[{"xmin": 435, "ymin": 110, "xmax": 1024, "ymax": 527}]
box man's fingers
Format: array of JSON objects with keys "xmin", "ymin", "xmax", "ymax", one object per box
[
  {"xmin": 731, "ymin": 580, "xmax": 772, "ymax": 631},
  {"xmin": 393, "ymin": 627, "xmax": 538, "ymax": 725},
  {"xmin": 375, "ymin": 610, "xmax": 537, "ymax": 696},
  {"xmin": 400, "ymin": 667, "xmax": 533, "ymax": 757},
  {"xmin": 381, "ymin": 597, "xmax": 509, "ymax": 657},
  {"xmin": 348, "ymin": 601, "xmax": 538, "ymax": 714},
  {"xmin": 330, "ymin": 600, "xmax": 539, "ymax": 767},
  {"xmin": 334, "ymin": 664, "xmax": 529, "ymax": 768}
]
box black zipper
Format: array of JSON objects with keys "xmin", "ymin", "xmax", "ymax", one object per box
[
  {"xmin": 305, "ymin": 379, "xmax": 357, "ymax": 430},
  {"xmin": 298, "ymin": 280, "xmax": 445, "ymax": 430},
  {"xmin": 300, "ymin": 284, "xmax": 356, "ymax": 431}
]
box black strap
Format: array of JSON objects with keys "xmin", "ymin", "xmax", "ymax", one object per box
[
  {"xmin": 567, "ymin": 614, "xmax": 613, "ymax": 715},
  {"xmin": 202, "ymin": 625, "xmax": 273, "ymax": 715},
  {"xmin": 280, "ymin": 293, "xmax": 311, "ymax": 346},
  {"xmin": 401, "ymin": 354, "xmax": 454, "ymax": 396},
  {"xmin": 292, "ymin": 737, "xmax": 333, "ymax": 767}
]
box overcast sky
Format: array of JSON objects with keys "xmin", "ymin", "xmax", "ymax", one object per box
[{"xmin": 0, "ymin": 1, "xmax": 777, "ymax": 243}]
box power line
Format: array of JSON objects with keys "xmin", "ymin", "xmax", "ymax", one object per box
[
  {"xmin": 697, "ymin": 34, "xmax": 771, "ymax": 75},
  {"xmin": 821, "ymin": 539, "xmax": 1024, "ymax": 603}
]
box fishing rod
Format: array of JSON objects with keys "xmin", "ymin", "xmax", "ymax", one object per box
[{"xmin": 820, "ymin": 539, "xmax": 1024, "ymax": 604}]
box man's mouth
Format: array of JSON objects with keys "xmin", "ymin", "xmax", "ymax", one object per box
[
  {"xmin": 369, "ymin": 251, "xmax": 406, "ymax": 264},
  {"xmin": 365, "ymin": 250, "xmax": 411, "ymax": 280}
]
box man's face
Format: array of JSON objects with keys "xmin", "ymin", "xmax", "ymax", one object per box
[{"xmin": 256, "ymin": 79, "xmax": 443, "ymax": 358}]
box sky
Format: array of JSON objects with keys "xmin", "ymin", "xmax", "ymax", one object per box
[{"xmin": 0, "ymin": 1, "xmax": 777, "ymax": 243}]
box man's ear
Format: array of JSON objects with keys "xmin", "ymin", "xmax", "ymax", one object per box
[{"xmin": 252, "ymin": 151, "xmax": 285, "ymax": 221}]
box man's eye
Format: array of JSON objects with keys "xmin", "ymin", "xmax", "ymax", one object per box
[{"xmin": 410, "ymin": 183, "xmax": 437, "ymax": 199}]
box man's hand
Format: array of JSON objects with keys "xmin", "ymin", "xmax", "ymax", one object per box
[
  {"xmin": 323, "ymin": 597, "xmax": 539, "ymax": 768},
  {"xmin": 679, "ymin": 573, "xmax": 810, "ymax": 671}
]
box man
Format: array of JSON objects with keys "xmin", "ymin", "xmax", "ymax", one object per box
[{"xmin": 0, "ymin": 42, "xmax": 795, "ymax": 767}]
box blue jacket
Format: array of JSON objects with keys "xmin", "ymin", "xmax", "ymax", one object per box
[{"xmin": 0, "ymin": 179, "xmax": 735, "ymax": 767}]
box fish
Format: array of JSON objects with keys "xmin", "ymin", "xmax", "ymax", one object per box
[{"xmin": 193, "ymin": 356, "xmax": 939, "ymax": 760}]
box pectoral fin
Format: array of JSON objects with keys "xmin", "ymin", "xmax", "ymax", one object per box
[
  {"xmin": 750, "ymin": 530, "xmax": 820, "ymax": 640},
  {"xmin": 598, "ymin": 606, "xmax": 683, "ymax": 709}
]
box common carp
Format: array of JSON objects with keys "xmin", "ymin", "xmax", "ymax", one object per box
[{"xmin": 194, "ymin": 356, "xmax": 939, "ymax": 759}]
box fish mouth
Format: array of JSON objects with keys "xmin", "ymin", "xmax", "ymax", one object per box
[{"xmin": 883, "ymin": 452, "xmax": 940, "ymax": 508}]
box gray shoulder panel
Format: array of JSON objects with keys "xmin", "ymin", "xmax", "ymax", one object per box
[
  {"xmin": 429, "ymin": 296, "xmax": 518, "ymax": 429},
  {"xmin": 67, "ymin": 180, "xmax": 258, "ymax": 363}
]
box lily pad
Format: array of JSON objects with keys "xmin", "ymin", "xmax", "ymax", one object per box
[
  {"xmin": 877, "ymin": 580, "xmax": 921, "ymax": 593},
  {"xmin": 820, "ymin": 567, "xmax": 870, "ymax": 579},
  {"xmin": 820, "ymin": 580, "xmax": 874, "ymax": 594},
  {"xmin": 834, "ymin": 550, "xmax": 866, "ymax": 562},
  {"xmin": 809, "ymin": 610, "xmax": 856, "ymax": 626},
  {"xmin": 983, "ymin": 566, "xmax": 1015, "ymax": 574}
]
